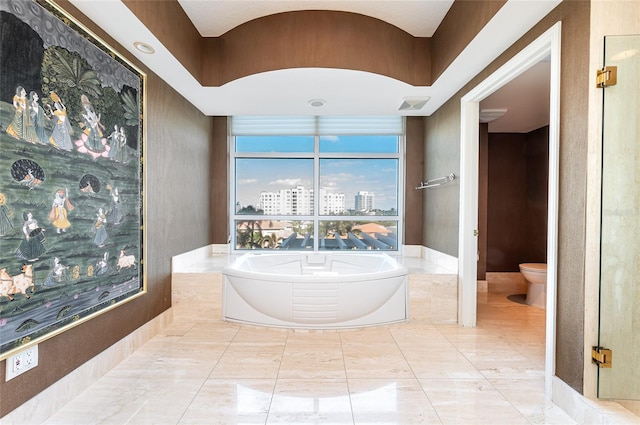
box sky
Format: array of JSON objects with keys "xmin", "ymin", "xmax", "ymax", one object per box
[{"xmin": 235, "ymin": 135, "xmax": 399, "ymax": 211}]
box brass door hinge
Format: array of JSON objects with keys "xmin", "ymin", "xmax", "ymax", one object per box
[
  {"xmin": 592, "ymin": 346, "xmax": 612, "ymax": 368},
  {"xmin": 596, "ymin": 66, "xmax": 617, "ymax": 88}
]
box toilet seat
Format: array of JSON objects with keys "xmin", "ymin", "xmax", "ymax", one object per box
[{"xmin": 519, "ymin": 263, "xmax": 547, "ymax": 273}]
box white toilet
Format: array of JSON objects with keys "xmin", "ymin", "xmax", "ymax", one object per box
[{"xmin": 518, "ymin": 263, "xmax": 547, "ymax": 309}]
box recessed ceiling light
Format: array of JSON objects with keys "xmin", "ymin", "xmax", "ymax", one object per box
[
  {"xmin": 399, "ymin": 97, "xmax": 430, "ymax": 111},
  {"xmin": 479, "ymin": 108, "xmax": 508, "ymax": 123},
  {"xmin": 133, "ymin": 41, "xmax": 155, "ymax": 54},
  {"xmin": 308, "ymin": 99, "xmax": 326, "ymax": 107}
]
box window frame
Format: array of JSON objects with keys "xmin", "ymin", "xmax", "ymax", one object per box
[{"xmin": 229, "ymin": 117, "xmax": 405, "ymax": 252}]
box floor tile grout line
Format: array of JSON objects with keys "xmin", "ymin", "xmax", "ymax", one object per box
[
  {"xmin": 135, "ymin": 325, "xmax": 231, "ymax": 425},
  {"xmin": 204, "ymin": 325, "xmax": 239, "ymax": 380},
  {"xmin": 488, "ymin": 378, "xmax": 542, "ymax": 425},
  {"xmin": 339, "ymin": 331, "xmax": 357, "ymax": 425},
  {"xmin": 389, "ymin": 323, "xmax": 445, "ymax": 424},
  {"xmin": 265, "ymin": 329, "xmax": 291, "ymax": 423},
  {"xmin": 38, "ymin": 274, "xmax": 576, "ymax": 425}
]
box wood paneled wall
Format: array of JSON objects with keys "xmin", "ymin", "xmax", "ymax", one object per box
[
  {"xmin": 484, "ymin": 127, "xmax": 548, "ymax": 272},
  {"xmin": 122, "ymin": 2, "xmax": 503, "ymax": 87}
]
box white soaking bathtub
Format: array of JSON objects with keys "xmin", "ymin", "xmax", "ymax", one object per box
[{"xmin": 222, "ymin": 252, "xmax": 409, "ymax": 329}]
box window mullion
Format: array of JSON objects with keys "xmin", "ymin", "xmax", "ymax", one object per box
[{"xmin": 313, "ymin": 134, "xmax": 320, "ymax": 251}]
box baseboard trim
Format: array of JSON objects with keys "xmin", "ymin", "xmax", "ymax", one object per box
[
  {"xmin": 552, "ymin": 376, "xmax": 640, "ymax": 424},
  {"xmin": 1, "ymin": 309, "xmax": 172, "ymax": 425}
]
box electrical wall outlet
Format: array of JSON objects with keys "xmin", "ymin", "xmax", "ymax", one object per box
[{"xmin": 5, "ymin": 345, "xmax": 38, "ymax": 381}]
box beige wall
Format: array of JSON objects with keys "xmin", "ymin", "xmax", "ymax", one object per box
[
  {"xmin": 423, "ymin": 99, "xmax": 461, "ymax": 256},
  {"xmin": 423, "ymin": 2, "xmax": 591, "ymax": 392},
  {"xmin": 210, "ymin": 117, "xmax": 229, "ymax": 244},
  {"xmin": 0, "ymin": 2, "xmax": 214, "ymax": 416},
  {"xmin": 405, "ymin": 117, "xmax": 426, "ymax": 245}
]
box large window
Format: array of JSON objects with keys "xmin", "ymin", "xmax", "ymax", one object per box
[{"xmin": 230, "ymin": 116, "xmax": 404, "ymax": 251}]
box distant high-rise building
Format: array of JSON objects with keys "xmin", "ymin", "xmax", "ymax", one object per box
[
  {"xmin": 259, "ymin": 185, "xmax": 312, "ymax": 215},
  {"xmin": 258, "ymin": 185, "xmax": 346, "ymax": 215},
  {"xmin": 319, "ymin": 189, "xmax": 346, "ymax": 215},
  {"xmin": 289, "ymin": 185, "xmax": 313, "ymax": 215},
  {"xmin": 355, "ymin": 191, "xmax": 375, "ymax": 212}
]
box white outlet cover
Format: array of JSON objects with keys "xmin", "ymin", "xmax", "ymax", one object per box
[{"xmin": 5, "ymin": 345, "xmax": 38, "ymax": 381}]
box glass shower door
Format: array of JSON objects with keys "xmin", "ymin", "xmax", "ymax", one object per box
[{"xmin": 598, "ymin": 34, "xmax": 640, "ymax": 403}]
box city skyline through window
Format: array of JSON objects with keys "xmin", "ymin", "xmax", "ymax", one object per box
[{"xmin": 231, "ymin": 117, "xmax": 404, "ymax": 251}]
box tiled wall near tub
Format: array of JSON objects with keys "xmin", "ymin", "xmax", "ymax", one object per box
[
  {"xmin": 172, "ymin": 273, "xmax": 222, "ymax": 323},
  {"xmin": 409, "ymin": 274, "xmax": 458, "ymax": 324},
  {"xmin": 171, "ymin": 272, "xmax": 459, "ymax": 327}
]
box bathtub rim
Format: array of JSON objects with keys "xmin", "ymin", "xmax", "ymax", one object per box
[{"xmin": 222, "ymin": 251, "xmax": 410, "ymax": 283}]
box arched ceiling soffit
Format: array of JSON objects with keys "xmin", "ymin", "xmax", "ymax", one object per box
[
  {"xmin": 200, "ymin": 10, "xmax": 431, "ymax": 87},
  {"xmin": 178, "ymin": 0, "xmax": 450, "ymax": 38}
]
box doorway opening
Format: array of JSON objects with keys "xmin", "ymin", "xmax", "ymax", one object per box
[
  {"xmin": 478, "ymin": 60, "xmax": 550, "ymax": 300},
  {"xmin": 458, "ymin": 22, "xmax": 562, "ymax": 397}
]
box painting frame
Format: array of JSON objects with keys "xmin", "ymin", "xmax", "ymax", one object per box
[{"xmin": 0, "ymin": 0, "xmax": 146, "ymax": 359}]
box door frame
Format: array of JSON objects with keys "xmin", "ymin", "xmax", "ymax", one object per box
[{"xmin": 458, "ymin": 22, "xmax": 562, "ymax": 397}]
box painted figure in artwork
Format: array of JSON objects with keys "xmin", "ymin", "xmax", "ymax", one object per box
[
  {"xmin": 76, "ymin": 94, "xmax": 109, "ymax": 158},
  {"xmin": 47, "ymin": 92, "xmax": 73, "ymax": 151},
  {"xmin": 29, "ymin": 91, "xmax": 49, "ymax": 144},
  {"xmin": 10, "ymin": 264, "xmax": 35, "ymax": 300},
  {"xmin": 95, "ymin": 251, "xmax": 110, "ymax": 276},
  {"xmin": 79, "ymin": 174, "xmax": 100, "ymax": 194},
  {"xmin": 15, "ymin": 211, "xmax": 46, "ymax": 262},
  {"xmin": 106, "ymin": 185, "xmax": 123, "ymax": 225},
  {"xmin": 93, "ymin": 207, "xmax": 108, "ymax": 247},
  {"xmin": 0, "ymin": 268, "xmax": 15, "ymax": 301},
  {"xmin": 6, "ymin": 85, "xmax": 38, "ymax": 143},
  {"xmin": 42, "ymin": 257, "xmax": 70, "ymax": 286},
  {"xmin": 49, "ymin": 188, "xmax": 74, "ymax": 233},
  {"xmin": 108, "ymin": 125, "xmax": 128, "ymax": 162},
  {"xmin": 116, "ymin": 250, "xmax": 136, "ymax": 271},
  {"xmin": 18, "ymin": 169, "xmax": 43, "ymax": 190},
  {"xmin": 10, "ymin": 161, "xmax": 46, "ymax": 198},
  {"xmin": 0, "ymin": 193, "xmax": 15, "ymax": 236}
]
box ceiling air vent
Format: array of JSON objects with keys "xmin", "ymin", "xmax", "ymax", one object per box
[{"xmin": 399, "ymin": 97, "xmax": 430, "ymax": 111}]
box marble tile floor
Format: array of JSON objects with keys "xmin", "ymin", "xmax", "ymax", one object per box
[{"xmin": 41, "ymin": 275, "xmax": 576, "ymax": 425}]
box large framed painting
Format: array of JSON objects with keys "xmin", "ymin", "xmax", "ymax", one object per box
[{"xmin": 0, "ymin": 0, "xmax": 146, "ymax": 358}]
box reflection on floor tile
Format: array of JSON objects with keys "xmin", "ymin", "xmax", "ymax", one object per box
[
  {"xmin": 179, "ymin": 379, "xmax": 274, "ymax": 425},
  {"xmin": 41, "ymin": 271, "xmax": 581, "ymax": 425},
  {"xmin": 268, "ymin": 379, "xmax": 353, "ymax": 424},
  {"xmin": 350, "ymin": 378, "xmax": 442, "ymax": 424}
]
